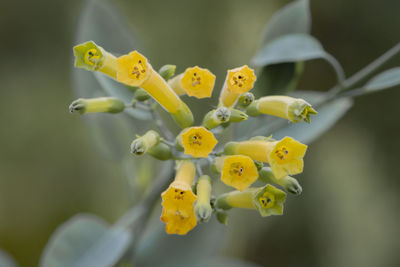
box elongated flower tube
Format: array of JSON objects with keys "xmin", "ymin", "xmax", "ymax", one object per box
[
  {"xmin": 219, "ymin": 65, "xmax": 256, "ymax": 107},
  {"xmin": 161, "ymin": 161, "xmax": 197, "ymax": 235},
  {"xmin": 69, "ymin": 97, "xmax": 125, "ymax": 114},
  {"xmin": 224, "ymin": 136, "xmax": 307, "ymax": 179},
  {"xmin": 130, "ymin": 130, "xmax": 160, "ymax": 156},
  {"xmin": 178, "ymin": 127, "xmax": 218, "ymax": 158},
  {"xmin": 216, "ymin": 184, "xmax": 286, "ymax": 217},
  {"xmin": 258, "ymin": 167, "xmax": 302, "ymax": 195},
  {"xmin": 117, "ymin": 51, "xmax": 193, "ymax": 128},
  {"xmin": 194, "ymin": 175, "xmax": 213, "ymax": 223},
  {"xmin": 73, "ymin": 41, "xmax": 117, "ymax": 79},
  {"xmin": 214, "ymin": 155, "xmax": 259, "ymax": 191},
  {"xmin": 168, "ymin": 66, "xmax": 216, "ymax": 98},
  {"xmin": 246, "ymin": 96, "xmax": 317, "ymax": 123}
]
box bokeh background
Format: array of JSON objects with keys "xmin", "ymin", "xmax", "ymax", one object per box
[{"xmin": 0, "ymin": 0, "xmax": 399, "ymax": 266}]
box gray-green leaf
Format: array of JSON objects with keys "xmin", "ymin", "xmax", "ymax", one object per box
[
  {"xmin": 0, "ymin": 249, "xmax": 18, "ymax": 267},
  {"xmin": 364, "ymin": 67, "xmax": 400, "ymax": 92},
  {"xmin": 40, "ymin": 214, "xmax": 132, "ymax": 267}
]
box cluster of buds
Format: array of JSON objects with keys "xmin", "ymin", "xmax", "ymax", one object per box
[{"xmin": 71, "ymin": 41, "xmax": 317, "ymax": 235}]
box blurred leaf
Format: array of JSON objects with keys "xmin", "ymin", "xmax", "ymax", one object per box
[
  {"xmin": 364, "ymin": 67, "xmax": 400, "ymax": 92},
  {"xmin": 260, "ymin": 0, "xmax": 311, "ymax": 45},
  {"xmin": 0, "ymin": 249, "xmax": 18, "ymax": 267},
  {"xmin": 254, "ymin": 0, "xmax": 310, "ymax": 95},
  {"xmin": 135, "ymin": 218, "xmax": 226, "ymax": 266},
  {"xmin": 40, "ymin": 214, "xmax": 132, "ymax": 267},
  {"xmin": 236, "ymin": 91, "xmax": 353, "ymax": 144}
]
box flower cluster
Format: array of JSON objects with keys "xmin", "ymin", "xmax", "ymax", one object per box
[{"xmin": 71, "ymin": 41, "xmax": 317, "ymax": 235}]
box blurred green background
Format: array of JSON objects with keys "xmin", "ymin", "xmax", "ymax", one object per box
[{"xmin": 0, "ymin": 0, "xmax": 399, "ymax": 266}]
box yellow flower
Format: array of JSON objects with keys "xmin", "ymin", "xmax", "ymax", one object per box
[
  {"xmin": 73, "ymin": 41, "xmax": 117, "ymax": 79},
  {"xmin": 168, "ymin": 66, "xmax": 216, "ymax": 98},
  {"xmin": 215, "ymin": 184, "xmax": 287, "ymax": 217},
  {"xmin": 194, "ymin": 175, "xmax": 213, "ymax": 222},
  {"xmin": 219, "ymin": 65, "xmax": 256, "ymax": 107},
  {"xmin": 161, "ymin": 161, "xmax": 198, "ymax": 235},
  {"xmin": 224, "ymin": 136, "xmax": 307, "ymax": 179},
  {"xmin": 179, "ymin": 127, "xmax": 218, "ymax": 158},
  {"xmin": 246, "ymin": 96, "xmax": 317, "ymax": 123},
  {"xmin": 215, "ymin": 155, "xmax": 259, "ymax": 191},
  {"xmin": 117, "ymin": 51, "xmax": 193, "ymax": 128}
]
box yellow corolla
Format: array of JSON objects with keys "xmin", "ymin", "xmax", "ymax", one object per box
[
  {"xmin": 161, "ymin": 161, "xmax": 198, "ymax": 235},
  {"xmin": 215, "ymin": 155, "xmax": 259, "ymax": 191},
  {"xmin": 117, "ymin": 51, "xmax": 193, "ymax": 128},
  {"xmin": 224, "ymin": 136, "xmax": 307, "ymax": 179},
  {"xmin": 169, "ymin": 66, "xmax": 216, "ymax": 98},
  {"xmin": 179, "ymin": 127, "xmax": 218, "ymax": 158},
  {"xmin": 219, "ymin": 65, "xmax": 256, "ymax": 107},
  {"xmin": 246, "ymin": 96, "xmax": 317, "ymax": 123}
]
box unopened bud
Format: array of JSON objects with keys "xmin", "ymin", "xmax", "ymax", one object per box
[
  {"xmin": 158, "ymin": 64, "xmax": 176, "ymax": 80},
  {"xmin": 69, "ymin": 97, "xmax": 125, "ymax": 114},
  {"xmin": 258, "ymin": 167, "xmax": 302, "ymax": 195},
  {"xmin": 147, "ymin": 142, "xmax": 173, "ymax": 160},
  {"xmin": 130, "ymin": 130, "xmax": 160, "ymax": 156},
  {"xmin": 228, "ymin": 108, "xmax": 248, "ymax": 123},
  {"xmin": 237, "ymin": 92, "xmax": 255, "ymax": 108},
  {"xmin": 134, "ymin": 88, "xmax": 150, "ymax": 101},
  {"xmin": 194, "ymin": 175, "xmax": 213, "ymax": 223}
]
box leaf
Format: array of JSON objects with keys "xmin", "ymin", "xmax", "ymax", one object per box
[
  {"xmin": 0, "ymin": 249, "xmax": 18, "ymax": 267},
  {"xmin": 364, "ymin": 67, "xmax": 400, "ymax": 92},
  {"xmin": 260, "ymin": 0, "xmax": 311, "ymax": 46},
  {"xmin": 235, "ymin": 91, "xmax": 353, "ymax": 144},
  {"xmin": 40, "ymin": 214, "xmax": 132, "ymax": 267}
]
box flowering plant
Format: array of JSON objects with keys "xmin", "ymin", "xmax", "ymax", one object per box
[{"xmin": 38, "ymin": 0, "xmax": 400, "ymax": 266}]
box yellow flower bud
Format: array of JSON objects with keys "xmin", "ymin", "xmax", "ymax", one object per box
[
  {"xmin": 224, "ymin": 136, "xmax": 307, "ymax": 179},
  {"xmin": 194, "ymin": 175, "xmax": 213, "ymax": 223},
  {"xmin": 69, "ymin": 97, "xmax": 125, "ymax": 114},
  {"xmin": 73, "ymin": 41, "xmax": 117, "ymax": 79},
  {"xmin": 117, "ymin": 51, "xmax": 193, "ymax": 128},
  {"xmin": 178, "ymin": 127, "xmax": 218, "ymax": 158},
  {"xmin": 215, "ymin": 155, "xmax": 259, "ymax": 191},
  {"xmin": 258, "ymin": 167, "xmax": 302, "ymax": 195},
  {"xmin": 161, "ymin": 161, "xmax": 197, "ymax": 235},
  {"xmin": 219, "ymin": 65, "xmax": 256, "ymax": 107},
  {"xmin": 247, "ymin": 96, "xmax": 317, "ymax": 123},
  {"xmin": 130, "ymin": 130, "xmax": 160, "ymax": 156},
  {"xmin": 168, "ymin": 66, "xmax": 216, "ymax": 98}
]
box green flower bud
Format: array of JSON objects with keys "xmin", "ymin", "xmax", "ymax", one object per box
[
  {"xmin": 258, "ymin": 167, "xmax": 302, "ymax": 195},
  {"xmin": 202, "ymin": 107, "xmax": 231, "ymax": 130},
  {"xmin": 158, "ymin": 64, "xmax": 176, "ymax": 80},
  {"xmin": 194, "ymin": 175, "xmax": 213, "ymax": 223},
  {"xmin": 130, "ymin": 130, "xmax": 160, "ymax": 156},
  {"xmin": 69, "ymin": 97, "xmax": 125, "ymax": 114},
  {"xmin": 134, "ymin": 88, "xmax": 151, "ymax": 101},
  {"xmin": 237, "ymin": 92, "xmax": 255, "ymax": 108},
  {"xmin": 254, "ymin": 161, "xmax": 264, "ymax": 171},
  {"xmin": 216, "ymin": 210, "xmax": 228, "ymax": 225},
  {"xmin": 228, "ymin": 108, "xmax": 248, "ymax": 123},
  {"xmin": 147, "ymin": 142, "xmax": 173, "ymax": 160}
]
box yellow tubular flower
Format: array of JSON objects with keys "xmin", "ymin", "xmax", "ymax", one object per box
[
  {"xmin": 73, "ymin": 41, "xmax": 117, "ymax": 79},
  {"xmin": 247, "ymin": 96, "xmax": 317, "ymax": 123},
  {"xmin": 117, "ymin": 51, "xmax": 193, "ymax": 128},
  {"xmin": 219, "ymin": 65, "xmax": 256, "ymax": 107},
  {"xmin": 215, "ymin": 155, "xmax": 259, "ymax": 191},
  {"xmin": 194, "ymin": 175, "xmax": 213, "ymax": 222},
  {"xmin": 179, "ymin": 127, "xmax": 218, "ymax": 158},
  {"xmin": 168, "ymin": 66, "xmax": 216, "ymax": 98},
  {"xmin": 161, "ymin": 161, "xmax": 197, "ymax": 235},
  {"xmin": 224, "ymin": 136, "xmax": 307, "ymax": 179}
]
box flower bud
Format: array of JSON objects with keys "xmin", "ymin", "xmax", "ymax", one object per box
[
  {"xmin": 202, "ymin": 107, "xmax": 231, "ymax": 130},
  {"xmin": 258, "ymin": 167, "xmax": 302, "ymax": 195},
  {"xmin": 246, "ymin": 96, "xmax": 317, "ymax": 123},
  {"xmin": 158, "ymin": 64, "xmax": 176, "ymax": 80},
  {"xmin": 228, "ymin": 108, "xmax": 248, "ymax": 123},
  {"xmin": 130, "ymin": 130, "xmax": 160, "ymax": 156},
  {"xmin": 69, "ymin": 97, "xmax": 125, "ymax": 114},
  {"xmin": 194, "ymin": 175, "xmax": 213, "ymax": 223},
  {"xmin": 216, "ymin": 210, "xmax": 228, "ymax": 225},
  {"xmin": 73, "ymin": 41, "xmax": 117, "ymax": 79},
  {"xmin": 147, "ymin": 142, "xmax": 173, "ymax": 161},
  {"xmin": 237, "ymin": 92, "xmax": 255, "ymax": 108},
  {"xmin": 134, "ymin": 88, "xmax": 150, "ymax": 101}
]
